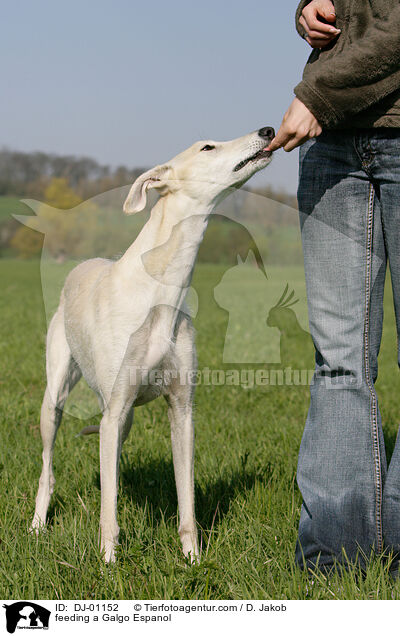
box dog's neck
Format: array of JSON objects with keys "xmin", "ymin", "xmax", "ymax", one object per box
[{"xmin": 119, "ymin": 193, "xmax": 213, "ymax": 292}]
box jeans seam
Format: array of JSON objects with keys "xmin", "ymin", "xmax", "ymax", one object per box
[{"xmin": 364, "ymin": 183, "xmax": 383, "ymax": 553}]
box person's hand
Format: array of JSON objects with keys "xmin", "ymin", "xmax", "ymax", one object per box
[
  {"xmin": 266, "ymin": 98, "xmax": 322, "ymax": 152},
  {"xmin": 299, "ymin": 0, "xmax": 341, "ymax": 48}
]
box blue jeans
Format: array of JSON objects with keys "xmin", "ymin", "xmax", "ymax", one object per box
[{"xmin": 296, "ymin": 129, "xmax": 400, "ymax": 569}]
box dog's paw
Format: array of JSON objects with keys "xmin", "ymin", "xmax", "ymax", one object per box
[
  {"xmin": 101, "ymin": 539, "xmax": 117, "ymax": 564},
  {"xmin": 29, "ymin": 517, "xmax": 47, "ymax": 535},
  {"xmin": 182, "ymin": 545, "xmax": 200, "ymax": 566}
]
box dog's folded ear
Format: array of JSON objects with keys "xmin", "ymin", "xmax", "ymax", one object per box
[{"xmin": 123, "ymin": 164, "xmax": 172, "ymax": 214}]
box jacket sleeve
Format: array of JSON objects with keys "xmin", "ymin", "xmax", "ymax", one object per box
[
  {"xmin": 294, "ymin": 8, "xmax": 400, "ymax": 127},
  {"xmin": 295, "ymin": 1, "xmax": 312, "ymax": 38}
]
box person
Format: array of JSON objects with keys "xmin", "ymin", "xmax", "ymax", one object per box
[{"xmin": 266, "ymin": 0, "xmax": 400, "ymax": 572}]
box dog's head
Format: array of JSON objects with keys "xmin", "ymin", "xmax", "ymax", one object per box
[{"xmin": 123, "ymin": 127, "xmax": 274, "ymax": 214}]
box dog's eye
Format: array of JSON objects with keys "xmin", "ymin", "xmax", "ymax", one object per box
[{"xmin": 200, "ymin": 144, "xmax": 215, "ymax": 151}]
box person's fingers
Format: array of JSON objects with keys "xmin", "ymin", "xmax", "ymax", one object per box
[
  {"xmin": 305, "ymin": 27, "xmax": 336, "ymax": 40},
  {"xmin": 302, "ymin": 12, "xmax": 340, "ymax": 35},
  {"xmin": 281, "ymin": 124, "xmax": 322, "ymax": 152},
  {"xmin": 316, "ymin": 0, "xmax": 336, "ymax": 21},
  {"xmin": 267, "ymin": 97, "xmax": 323, "ymax": 153},
  {"xmin": 266, "ymin": 128, "xmax": 294, "ymax": 152},
  {"xmin": 299, "ymin": 15, "xmax": 336, "ymax": 40},
  {"xmin": 265, "ymin": 137, "xmax": 283, "ymax": 152},
  {"xmin": 282, "ymin": 134, "xmax": 307, "ymax": 152},
  {"xmin": 301, "ymin": 2, "xmax": 340, "ymax": 34},
  {"xmin": 300, "ymin": 7, "xmax": 340, "ymax": 49}
]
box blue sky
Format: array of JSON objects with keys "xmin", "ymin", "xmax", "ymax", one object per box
[{"xmin": 2, "ymin": 1, "xmax": 309, "ymax": 192}]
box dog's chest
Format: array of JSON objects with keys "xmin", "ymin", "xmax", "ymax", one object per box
[{"xmin": 133, "ymin": 347, "xmax": 178, "ymax": 405}]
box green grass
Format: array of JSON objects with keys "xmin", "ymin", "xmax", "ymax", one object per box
[
  {"xmin": 0, "ymin": 259, "xmax": 400, "ymax": 599},
  {"xmin": 0, "ymin": 196, "xmax": 33, "ymax": 221}
]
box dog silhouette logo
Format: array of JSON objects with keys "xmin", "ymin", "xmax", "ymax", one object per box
[{"xmin": 3, "ymin": 602, "xmax": 50, "ymax": 633}]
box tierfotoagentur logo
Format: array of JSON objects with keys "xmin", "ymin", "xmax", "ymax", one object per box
[
  {"xmin": 3, "ymin": 602, "xmax": 50, "ymax": 633},
  {"xmin": 128, "ymin": 364, "xmax": 358, "ymax": 389}
]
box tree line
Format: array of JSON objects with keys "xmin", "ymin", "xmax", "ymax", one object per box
[
  {"xmin": 0, "ymin": 148, "xmax": 146, "ymax": 199},
  {"xmin": 0, "ymin": 149, "xmax": 301, "ymax": 264}
]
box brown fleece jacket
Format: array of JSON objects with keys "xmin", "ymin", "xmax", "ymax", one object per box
[{"xmin": 295, "ymin": 0, "xmax": 400, "ymax": 128}]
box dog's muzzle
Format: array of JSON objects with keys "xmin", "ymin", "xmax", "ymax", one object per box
[{"xmin": 233, "ymin": 126, "xmax": 275, "ymax": 172}]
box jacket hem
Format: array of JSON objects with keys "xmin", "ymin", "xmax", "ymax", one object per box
[{"xmin": 294, "ymin": 80, "xmax": 340, "ymax": 127}]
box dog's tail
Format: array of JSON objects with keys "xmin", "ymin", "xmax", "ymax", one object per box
[{"xmin": 76, "ymin": 425, "xmax": 100, "ymax": 436}]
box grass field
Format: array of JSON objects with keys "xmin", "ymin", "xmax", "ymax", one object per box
[{"xmin": 1, "ymin": 258, "xmax": 400, "ymax": 600}]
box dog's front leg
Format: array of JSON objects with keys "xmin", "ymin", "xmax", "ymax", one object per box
[
  {"xmin": 99, "ymin": 402, "xmax": 133, "ymax": 562},
  {"xmin": 165, "ymin": 390, "xmax": 199, "ymax": 562}
]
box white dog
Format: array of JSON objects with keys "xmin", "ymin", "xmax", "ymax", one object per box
[{"xmin": 30, "ymin": 127, "xmax": 274, "ymax": 562}]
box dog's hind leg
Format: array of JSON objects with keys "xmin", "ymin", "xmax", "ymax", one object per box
[{"xmin": 30, "ymin": 309, "xmax": 81, "ymax": 531}]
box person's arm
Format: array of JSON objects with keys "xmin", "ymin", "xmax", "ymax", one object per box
[
  {"xmin": 266, "ymin": 0, "xmax": 338, "ymax": 151},
  {"xmin": 295, "ymin": 7, "xmax": 400, "ymax": 128}
]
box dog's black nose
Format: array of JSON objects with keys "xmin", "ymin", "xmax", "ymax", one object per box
[{"xmin": 258, "ymin": 126, "xmax": 275, "ymax": 139}]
